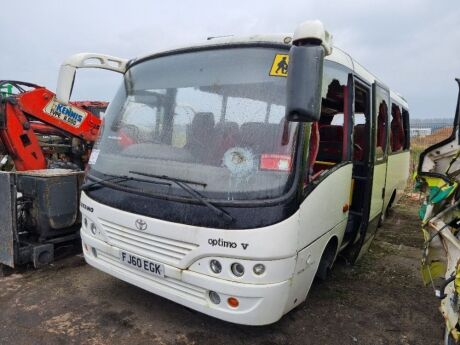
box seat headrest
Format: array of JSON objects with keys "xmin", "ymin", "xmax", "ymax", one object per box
[
  {"xmin": 319, "ymin": 125, "xmax": 343, "ymax": 141},
  {"xmin": 192, "ymin": 112, "xmax": 215, "ymax": 129},
  {"xmin": 354, "ymin": 124, "xmax": 365, "ymax": 134},
  {"xmin": 216, "ymin": 121, "xmax": 238, "ymax": 132}
]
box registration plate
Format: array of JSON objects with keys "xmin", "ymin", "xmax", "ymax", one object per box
[{"xmin": 120, "ymin": 251, "xmax": 165, "ymax": 277}]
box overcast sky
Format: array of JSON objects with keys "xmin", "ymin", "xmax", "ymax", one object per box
[{"xmin": 1, "ymin": 0, "xmax": 459, "ymax": 119}]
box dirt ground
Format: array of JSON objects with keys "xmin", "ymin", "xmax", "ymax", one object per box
[{"xmin": 0, "ymin": 196, "xmax": 444, "ymax": 345}]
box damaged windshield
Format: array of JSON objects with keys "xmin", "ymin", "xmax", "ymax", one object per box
[{"xmin": 88, "ymin": 47, "xmax": 299, "ymax": 201}]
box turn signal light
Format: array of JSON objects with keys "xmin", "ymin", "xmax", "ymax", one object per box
[{"xmin": 227, "ymin": 297, "xmax": 239, "ymax": 308}]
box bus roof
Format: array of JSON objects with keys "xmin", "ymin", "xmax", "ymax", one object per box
[{"xmin": 134, "ymin": 34, "xmax": 408, "ymax": 109}]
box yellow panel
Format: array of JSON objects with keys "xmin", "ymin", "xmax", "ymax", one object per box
[
  {"xmin": 349, "ymin": 179, "xmax": 355, "ymax": 204},
  {"xmin": 421, "ymin": 261, "xmax": 446, "ymax": 285},
  {"xmin": 315, "ymin": 160, "xmax": 336, "ymax": 166}
]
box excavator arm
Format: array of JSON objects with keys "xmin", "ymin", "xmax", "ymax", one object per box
[{"xmin": 0, "ymin": 80, "xmax": 103, "ymax": 171}]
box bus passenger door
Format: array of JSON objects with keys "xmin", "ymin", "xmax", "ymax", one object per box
[
  {"xmin": 369, "ymin": 82, "xmax": 390, "ymax": 225},
  {"xmin": 343, "ymin": 79, "xmax": 389, "ymax": 263},
  {"xmin": 343, "ymin": 78, "xmax": 373, "ymax": 262}
]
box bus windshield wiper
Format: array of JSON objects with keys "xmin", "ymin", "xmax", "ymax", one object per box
[
  {"xmin": 82, "ymin": 174, "xmax": 130, "ymax": 191},
  {"xmin": 129, "ymin": 170, "xmax": 233, "ymax": 223},
  {"xmin": 128, "ymin": 171, "xmax": 207, "ymax": 187},
  {"xmin": 82, "ymin": 174, "xmax": 171, "ymax": 191}
]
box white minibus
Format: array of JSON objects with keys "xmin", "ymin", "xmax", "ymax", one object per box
[{"xmin": 56, "ymin": 20, "xmax": 410, "ymax": 325}]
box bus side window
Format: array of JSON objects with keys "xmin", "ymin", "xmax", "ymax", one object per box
[
  {"xmin": 402, "ymin": 108, "xmax": 410, "ymax": 150},
  {"xmin": 353, "ymin": 84, "xmax": 370, "ymax": 162},
  {"xmin": 390, "ymin": 104, "xmax": 404, "ymax": 153},
  {"xmin": 312, "ymin": 61, "xmax": 349, "ymax": 176},
  {"xmin": 375, "ymin": 97, "xmax": 388, "ymax": 161},
  {"xmin": 353, "ymin": 114, "xmax": 367, "ymax": 161}
]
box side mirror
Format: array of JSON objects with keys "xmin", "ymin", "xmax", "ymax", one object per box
[
  {"xmin": 286, "ymin": 45, "xmax": 325, "ymax": 122},
  {"xmin": 56, "ymin": 53, "xmax": 129, "ymax": 104},
  {"xmin": 286, "ymin": 20, "xmax": 333, "ymax": 122}
]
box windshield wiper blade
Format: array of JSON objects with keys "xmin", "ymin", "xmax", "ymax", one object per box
[
  {"xmin": 128, "ymin": 171, "xmax": 207, "ymax": 187},
  {"xmin": 129, "ymin": 170, "xmax": 233, "ymax": 223},
  {"xmin": 82, "ymin": 175, "xmax": 131, "ymax": 191},
  {"xmin": 82, "ymin": 174, "xmax": 171, "ymax": 191}
]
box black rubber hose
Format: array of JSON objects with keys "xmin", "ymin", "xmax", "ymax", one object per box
[{"xmin": 437, "ymin": 274, "xmax": 456, "ymax": 299}]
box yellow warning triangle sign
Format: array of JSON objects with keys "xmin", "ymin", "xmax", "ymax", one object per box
[{"xmin": 269, "ymin": 54, "xmax": 289, "ymax": 77}]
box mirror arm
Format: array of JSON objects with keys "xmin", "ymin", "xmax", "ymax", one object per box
[{"xmin": 56, "ymin": 53, "xmax": 129, "ymax": 104}]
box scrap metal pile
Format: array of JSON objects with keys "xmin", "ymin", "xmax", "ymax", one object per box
[{"xmin": 416, "ymin": 79, "xmax": 460, "ymax": 343}]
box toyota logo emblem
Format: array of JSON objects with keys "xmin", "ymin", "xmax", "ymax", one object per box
[{"xmin": 135, "ymin": 219, "xmax": 147, "ymax": 231}]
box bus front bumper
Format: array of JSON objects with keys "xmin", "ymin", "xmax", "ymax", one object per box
[{"xmin": 81, "ymin": 231, "xmax": 291, "ymax": 325}]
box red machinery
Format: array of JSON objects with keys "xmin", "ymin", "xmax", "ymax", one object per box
[
  {"xmin": 0, "ymin": 81, "xmax": 107, "ymax": 270},
  {"xmin": 0, "ymin": 80, "xmax": 105, "ymax": 171}
]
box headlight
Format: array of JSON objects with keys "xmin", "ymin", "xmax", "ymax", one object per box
[
  {"xmin": 209, "ymin": 259, "xmax": 222, "ymax": 274},
  {"xmin": 231, "ymin": 262, "xmax": 245, "ymax": 277},
  {"xmin": 208, "ymin": 291, "xmax": 221, "ymax": 304},
  {"xmin": 253, "ymin": 263, "xmax": 266, "ymax": 275},
  {"xmin": 90, "ymin": 223, "xmax": 97, "ymax": 235}
]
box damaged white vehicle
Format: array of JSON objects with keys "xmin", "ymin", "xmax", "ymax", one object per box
[{"xmin": 417, "ymin": 79, "xmax": 460, "ymax": 344}]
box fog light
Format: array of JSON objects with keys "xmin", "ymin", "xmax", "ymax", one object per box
[
  {"xmin": 209, "ymin": 291, "xmax": 221, "ymax": 304},
  {"xmin": 253, "ymin": 263, "xmax": 266, "ymax": 275},
  {"xmin": 90, "ymin": 223, "xmax": 97, "ymax": 235},
  {"xmin": 227, "ymin": 297, "xmax": 239, "ymax": 308},
  {"xmin": 210, "ymin": 259, "xmax": 222, "ymax": 274},
  {"xmin": 84, "ymin": 217, "xmax": 88, "ymax": 228},
  {"xmin": 231, "ymin": 263, "xmax": 245, "ymax": 277}
]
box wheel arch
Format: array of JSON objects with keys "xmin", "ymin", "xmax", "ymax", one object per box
[{"xmin": 316, "ymin": 234, "xmax": 340, "ymax": 281}]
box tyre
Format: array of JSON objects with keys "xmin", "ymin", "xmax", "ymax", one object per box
[{"xmin": 316, "ymin": 241, "xmax": 337, "ymax": 281}]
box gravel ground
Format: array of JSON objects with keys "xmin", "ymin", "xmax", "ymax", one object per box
[{"xmin": 0, "ymin": 196, "xmax": 443, "ymax": 345}]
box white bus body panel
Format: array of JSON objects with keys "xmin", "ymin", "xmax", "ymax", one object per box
[
  {"xmin": 80, "ymin": 193, "xmax": 301, "ymax": 267},
  {"xmin": 370, "ymin": 163, "xmax": 387, "ymax": 221},
  {"xmin": 80, "ymin": 162, "xmax": 353, "ymax": 325},
  {"xmin": 285, "ymin": 164, "xmax": 352, "ymax": 310},
  {"xmin": 82, "ymin": 231, "xmax": 292, "ymax": 325},
  {"xmin": 81, "ymin": 192, "xmax": 307, "ymax": 325},
  {"xmin": 298, "ymin": 164, "xmax": 352, "ymax": 247},
  {"xmin": 384, "ymin": 151, "xmax": 410, "ymax": 209}
]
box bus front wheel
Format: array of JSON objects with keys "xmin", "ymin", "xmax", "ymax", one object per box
[{"xmin": 316, "ymin": 238, "xmax": 338, "ymax": 281}]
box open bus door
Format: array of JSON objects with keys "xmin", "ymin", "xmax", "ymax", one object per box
[
  {"xmin": 370, "ymin": 82, "xmax": 390, "ymax": 222},
  {"xmin": 343, "ymin": 79, "xmax": 390, "ymax": 262}
]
